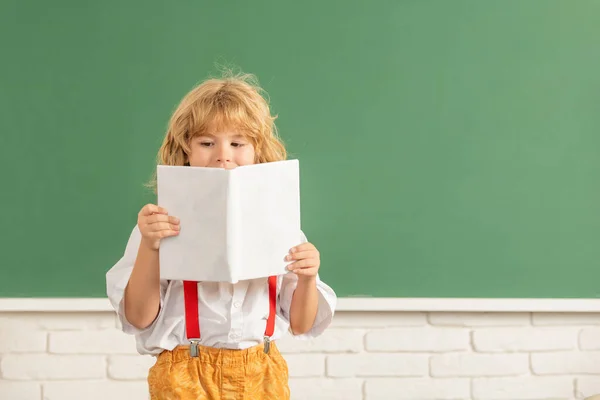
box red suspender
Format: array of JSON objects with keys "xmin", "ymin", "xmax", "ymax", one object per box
[
  {"xmin": 183, "ymin": 281, "xmax": 200, "ymax": 340},
  {"xmin": 264, "ymin": 275, "xmax": 277, "ymax": 337},
  {"xmin": 183, "ymin": 276, "xmax": 278, "ymax": 353}
]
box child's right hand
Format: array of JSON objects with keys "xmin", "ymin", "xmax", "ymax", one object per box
[{"xmin": 137, "ymin": 204, "xmax": 180, "ymax": 251}]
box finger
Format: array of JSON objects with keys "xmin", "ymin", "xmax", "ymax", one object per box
[
  {"xmin": 141, "ymin": 204, "xmax": 167, "ymax": 216},
  {"xmin": 150, "ymin": 229, "xmax": 180, "ymax": 239},
  {"xmin": 286, "ymin": 259, "xmax": 316, "ymax": 271},
  {"xmin": 140, "ymin": 204, "xmax": 168, "ymax": 217},
  {"xmin": 147, "ymin": 222, "xmax": 180, "ymax": 232},
  {"xmin": 145, "ymin": 214, "xmax": 169, "ymax": 224},
  {"xmin": 285, "ymin": 250, "xmax": 318, "ymax": 262},
  {"xmin": 289, "ymin": 242, "xmax": 316, "ymax": 253},
  {"xmin": 146, "ymin": 214, "xmax": 179, "ymax": 225},
  {"xmin": 293, "ymin": 267, "xmax": 319, "ymax": 276}
]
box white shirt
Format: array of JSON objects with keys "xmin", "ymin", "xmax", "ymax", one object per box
[{"xmin": 106, "ymin": 226, "xmax": 337, "ymax": 356}]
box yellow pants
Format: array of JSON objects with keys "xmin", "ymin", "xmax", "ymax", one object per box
[{"xmin": 148, "ymin": 342, "xmax": 290, "ymax": 400}]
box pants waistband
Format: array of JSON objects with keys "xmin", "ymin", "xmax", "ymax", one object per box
[{"xmin": 156, "ymin": 342, "xmax": 281, "ymax": 367}]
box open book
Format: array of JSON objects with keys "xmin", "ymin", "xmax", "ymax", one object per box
[{"xmin": 157, "ymin": 160, "xmax": 301, "ymax": 282}]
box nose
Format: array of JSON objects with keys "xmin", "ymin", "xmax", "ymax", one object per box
[{"xmin": 215, "ymin": 144, "xmax": 232, "ymax": 163}]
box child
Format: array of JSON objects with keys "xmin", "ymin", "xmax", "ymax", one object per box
[{"xmin": 106, "ymin": 71, "xmax": 337, "ymax": 400}]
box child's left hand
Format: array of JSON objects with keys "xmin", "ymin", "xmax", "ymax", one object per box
[{"xmin": 285, "ymin": 242, "xmax": 320, "ymax": 279}]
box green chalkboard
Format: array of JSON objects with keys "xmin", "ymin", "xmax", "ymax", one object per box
[{"xmin": 1, "ymin": 0, "xmax": 599, "ymax": 298}]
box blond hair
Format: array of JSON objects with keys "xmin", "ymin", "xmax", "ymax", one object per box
[{"xmin": 146, "ymin": 71, "xmax": 286, "ymax": 190}]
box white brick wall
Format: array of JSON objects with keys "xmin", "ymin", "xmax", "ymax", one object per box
[{"xmin": 1, "ymin": 311, "xmax": 600, "ymax": 400}]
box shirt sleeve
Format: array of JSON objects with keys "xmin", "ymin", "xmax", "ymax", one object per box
[
  {"xmin": 105, "ymin": 225, "xmax": 168, "ymax": 335},
  {"xmin": 279, "ymin": 231, "xmax": 337, "ymax": 339}
]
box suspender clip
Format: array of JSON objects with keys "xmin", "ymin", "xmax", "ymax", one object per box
[
  {"xmin": 189, "ymin": 339, "xmax": 200, "ymax": 357},
  {"xmin": 263, "ymin": 336, "xmax": 271, "ymax": 354}
]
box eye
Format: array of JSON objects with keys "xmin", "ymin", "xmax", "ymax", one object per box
[
  {"xmin": 200, "ymin": 141, "xmax": 214, "ymax": 147},
  {"xmin": 231, "ymin": 142, "xmax": 246, "ymax": 148}
]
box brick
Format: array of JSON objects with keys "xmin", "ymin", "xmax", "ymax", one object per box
[
  {"xmin": 288, "ymin": 379, "xmax": 362, "ymax": 400},
  {"xmin": 0, "ymin": 313, "xmax": 37, "ymax": 331},
  {"xmin": 35, "ymin": 313, "xmax": 116, "ymax": 330},
  {"xmin": 331, "ymin": 312, "xmax": 426, "ymax": 327},
  {"xmin": 0, "ymin": 329, "xmax": 47, "ymax": 353},
  {"xmin": 531, "ymin": 352, "xmax": 600, "ymax": 375},
  {"xmin": 43, "ymin": 381, "xmax": 149, "ymax": 400},
  {"xmin": 365, "ymin": 378, "xmax": 470, "ymax": 399},
  {"xmin": 107, "ymin": 355, "xmax": 155, "ymax": 380},
  {"xmin": 1, "ymin": 354, "xmax": 105, "ymax": 380},
  {"xmin": 277, "ymin": 329, "xmax": 364, "ymax": 353},
  {"xmin": 365, "ymin": 328, "xmax": 469, "ymax": 352},
  {"xmin": 580, "ymin": 328, "xmax": 600, "ymax": 350},
  {"xmin": 428, "ymin": 312, "xmax": 530, "ymax": 327},
  {"xmin": 0, "ymin": 313, "xmax": 115, "ymax": 331},
  {"xmin": 284, "ymin": 354, "xmax": 325, "ymax": 377},
  {"xmin": 472, "ymin": 377, "xmax": 573, "ymax": 399},
  {"xmin": 473, "ymin": 328, "xmax": 577, "ymax": 352},
  {"xmin": 430, "ymin": 353, "xmax": 528, "ymax": 377},
  {"xmin": 532, "ymin": 313, "xmax": 600, "ymax": 326},
  {"xmin": 577, "ymin": 377, "xmax": 600, "ymax": 398},
  {"xmin": 327, "ymin": 354, "xmax": 427, "ymax": 377},
  {"xmin": 0, "ymin": 316, "xmax": 39, "ymax": 330},
  {"xmin": 48, "ymin": 330, "xmax": 137, "ymax": 354},
  {"xmin": 0, "ymin": 381, "xmax": 41, "ymax": 400}
]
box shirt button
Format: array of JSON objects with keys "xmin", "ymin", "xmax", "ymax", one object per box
[{"xmin": 233, "ymin": 302, "xmax": 241, "ymax": 308}]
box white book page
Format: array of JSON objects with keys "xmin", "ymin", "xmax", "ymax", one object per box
[
  {"xmin": 156, "ymin": 160, "xmax": 301, "ymax": 282},
  {"xmin": 234, "ymin": 160, "xmax": 301, "ymax": 280},
  {"xmin": 227, "ymin": 165, "xmax": 241, "ymax": 281},
  {"xmin": 157, "ymin": 165, "xmax": 231, "ymax": 281}
]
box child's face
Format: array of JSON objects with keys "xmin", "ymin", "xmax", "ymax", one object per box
[{"xmin": 188, "ymin": 130, "xmax": 255, "ymax": 169}]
